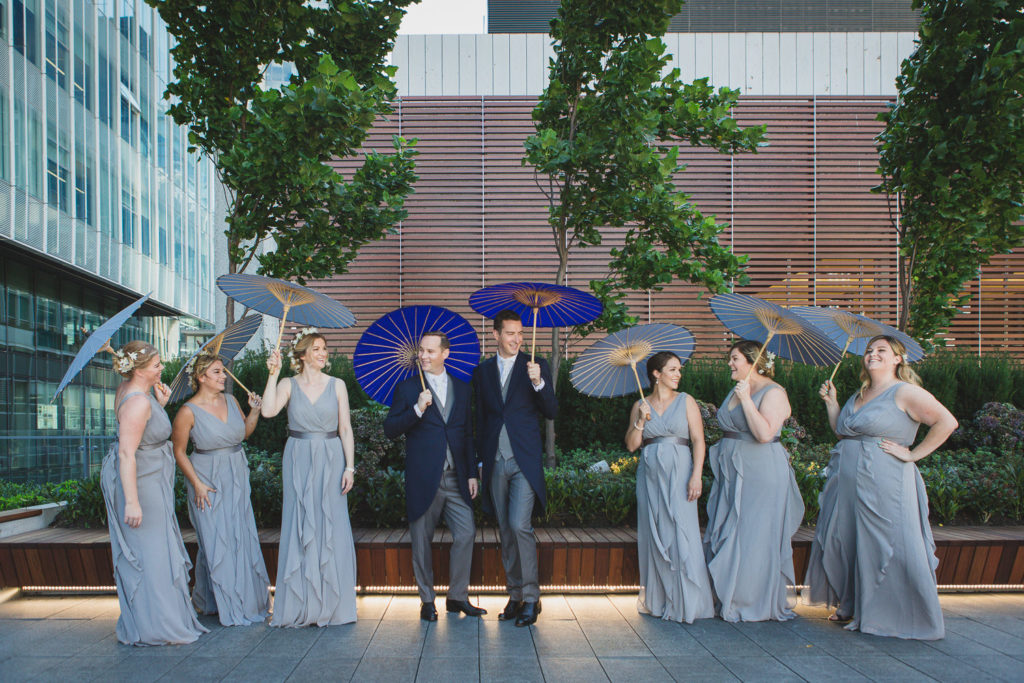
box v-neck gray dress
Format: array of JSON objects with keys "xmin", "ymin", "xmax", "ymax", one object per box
[
  {"xmin": 803, "ymin": 382, "xmax": 943, "ymax": 639},
  {"xmin": 270, "ymin": 377, "xmax": 357, "ymax": 627},
  {"xmin": 101, "ymin": 390, "xmax": 208, "ymax": 645},
  {"xmin": 185, "ymin": 396, "xmax": 270, "ymax": 625},
  {"xmin": 703, "ymin": 384, "xmax": 805, "ymax": 622},
  {"xmin": 636, "ymin": 393, "xmax": 714, "ymax": 623}
]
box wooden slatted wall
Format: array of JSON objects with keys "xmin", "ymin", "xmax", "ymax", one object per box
[{"xmin": 316, "ymin": 96, "xmax": 1024, "ymax": 358}]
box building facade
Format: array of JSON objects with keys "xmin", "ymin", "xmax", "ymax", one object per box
[{"xmin": 1, "ymin": 0, "xmax": 219, "ymax": 482}]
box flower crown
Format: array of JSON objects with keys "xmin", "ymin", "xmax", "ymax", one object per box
[
  {"xmin": 114, "ymin": 349, "xmax": 138, "ymax": 374},
  {"xmin": 184, "ymin": 354, "xmax": 198, "ymax": 377},
  {"xmin": 287, "ymin": 327, "xmax": 319, "ymax": 365}
]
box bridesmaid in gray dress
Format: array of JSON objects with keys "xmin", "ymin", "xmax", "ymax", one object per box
[
  {"xmin": 626, "ymin": 352, "xmax": 714, "ymax": 623},
  {"xmin": 100, "ymin": 340, "xmax": 208, "ymax": 645},
  {"xmin": 171, "ymin": 351, "xmax": 270, "ymax": 626},
  {"xmin": 806, "ymin": 335, "xmax": 957, "ymax": 639},
  {"xmin": 703, "ymin": 340, "xmax": 805, "ymax": 622},
  {"xmin": 262, "ymin": 329, "xmax": 357, "ymax": 627}
]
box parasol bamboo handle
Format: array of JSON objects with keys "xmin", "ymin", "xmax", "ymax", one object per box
[
  {"xmin": 828, "ymin": 335, "xmax": 854, "ymax": 383},
  {"xmin": 744, "ymin": 331, "xmax": 775, "ymax": 381},
  {"xmin": 417, "ymin": 360, "xmax": 426, "ymax": 391},
  {"xmin": 530, "ymin": 307, "xmax": 538, "ymax": 363},
  {"xmin": 273, "ymin": 302, "xmax": 293, "ymax": 356},
  {"xmin": 630, "ymin": 360, "xmax": 646, "ymax": 403},
  {"xmin": 98, "ymin": 340, "xmax": 116, "ymax": 356},
  {"xmin": 223, "ymin": 366, "xmax": 253, "ymax": 396}
]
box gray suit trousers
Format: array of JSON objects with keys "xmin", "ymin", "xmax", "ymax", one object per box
[
  {"xmin": 490, "ymin": 454, "xmax": 540, "ymax": 602},
  {"xmin": 410, "ymin": 468, "xmax": 475, "ymax": 603}
]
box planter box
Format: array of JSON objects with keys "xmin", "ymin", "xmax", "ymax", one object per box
[{"xmin": 0, "ymin": 503, "xmax": 67, "ymax": 540}]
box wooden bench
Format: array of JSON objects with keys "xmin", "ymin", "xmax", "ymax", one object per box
[{"xmin": 1, "ymin": 526, "xmax": 1022, "ymax": 591}]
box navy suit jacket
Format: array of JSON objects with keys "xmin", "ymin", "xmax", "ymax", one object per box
[
  {"xmin": 473, "ymin": 354, "xmax": 557, "ymax": 513},
  {"xmin": 383, "ymin": 373, "xmax": 475, "ymax": 523}
]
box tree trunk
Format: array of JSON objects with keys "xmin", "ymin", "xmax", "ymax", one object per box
[{"xmin": 544, "ymin": 235, "xmax": 569, "ymax": 468}]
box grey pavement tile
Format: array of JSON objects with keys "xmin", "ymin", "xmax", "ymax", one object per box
[
  {"xmin": 680, "ymin": 620, "xmax": 767, "ymax": 657},
  {"xmin": 384, "ymin": 595, "xmax": 432, "ymax": 621},
  {"xmin": 287, "ymin": 655, "xmax": 360, "ymax": 680},
  {"xmin": 538, "ymin": 655, "xmax": 610, "ymax": 682},
  {"xmin": 192, "ymin": 622, "xmax": 272, "ymax": 658},
  {"xmin": 421, "ymin": 616, "xmax": 480, "ymax": 655},
  {"xmin": 477, "ymin": 619, "xmax": 537, "ymax": 657},
  {"xmin": 782, "ymin": 620, "xmax": 887, "ymax": 655},
  {"xmin": 972, "ymin": 615, "xmax": 1024, "ymax": 640},
  {"xmin": 303, "ymin": 620, "xmax": 379, "ymax": 660},
  {"xmin": 578, "ymin": 619, "xmax": 651, "ymax": 658},
  {"xmin": 155, "ymin": 653, "xmax": 246, "ymax": 682},
  {"xmin": 939, "ymin": 594, "xmax": 1024, "ymax": 619},
  {"xmin": 362, "ymin": 619, "xmax": 429, "ymax": 658},
  {"xmin": 627, "ymin": 616, "xmax": 711, "ymax": 657},
  {"xmin": 715, "ymin": 655, "xmax": 805, "ymax": 682},
  {"xmin": 0, "ymin": 597, "xmax": 90, "ymax": 620},
  {"xmin": 855, "ymin": 632, "xmax": 941, "ymax": 657},
  {"xmin": 39, "ymin": 654, "xmax": 125, "ymax": 682},
  {"xmin": 959, "ymin": 653, "xmax": 1024, "ymax": 680},
  {"xmin": 894, "ymin": 653, "xmax": 1000, "ymax": 682},
  {"xmin": 657, "ymin": 655, "xmax": 740, "ymax": 682},
  {"xmin": 566, "ymin": 595, "xmax": 623, "ymax": 620},
  {"xmin": 250, "ymin": 624, "xmax": 324, "ymax": 659},
  {"xmin": 76, "ymin": 633, "xmax": 138, "ymax": 659},
  {"xmin": 599, "ymin": 655, "xmax": 674, "ymax": 683},
  {"xmin": 0, "ymin": 656, "xmax": 64, "ymax": 681},
  {"xmin": 729, "ymin": 620, "xmax": 821, "ymax": 657},
  {"xmin": 836, "ymin": 654, "xmax": 937, "ymax": 681},
  {"xmin": 530, "ymin": 619, "xmax": 595, "ymax": 657},
  {"xmin": 480, "ymin": 654, "xmax": 545, "ymax": 683},
  {"xmin": 128, "ymin": 637, "xmax": 209, "ymax": 658},
  {"xmin": 221, "ymin": 654, "xmax": 302, "ymax": 682},
  {"xmin": 917, "ymin": 630, "xmax": 1003, "ymax": 657},
  {"xmin": 415, "ymin": 655, "xmax": 480, "ymax": 682},
  {"xmin": 354, "ymin": 594, "xmax": 393, "ymax": 621},
  {"xmin": 944, "ymin": 617, "xmax": 1024, "ymax": 656},
  {"xmin": 534, "ymin": 595, "xmax": 575, "ymax": 621},
  {"xmin": 350, "ymin": 656, "xmax": 419, "ymax": 682},
  {"xmin": 95, "ymin": 654, "xmax": 187, "ymax": 682},
  {"xmin": 772, "ymin": 654, "xmax": 870, "ymax": 682}
]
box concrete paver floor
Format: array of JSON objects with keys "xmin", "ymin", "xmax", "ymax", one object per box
[{"xmin": 1, "ymin": 592, "xmax": 1022, "ymax": 682}]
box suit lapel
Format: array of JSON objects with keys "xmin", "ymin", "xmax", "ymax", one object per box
[{"xmin": 490, "ymin": 356, "xmax": 505, "ymax": 407}]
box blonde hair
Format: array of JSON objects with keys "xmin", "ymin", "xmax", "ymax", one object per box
[
  {"xmin": 729, "ymin": 339, "xmax": 774, "ymax": 378},
  {"xmin": 291, "ymin": 331, "xmax": 328, "ymax": 374},
  {"xmin": 189, "ymin": 351, "xmax": 223, "ymax": 393},
  {"xmin": 114, "ymin": 340, "xmax": 159, "ymax": 379},
  {"xmin": 858, "ymin": 335, "xmax": 922, "ymax": 398}
]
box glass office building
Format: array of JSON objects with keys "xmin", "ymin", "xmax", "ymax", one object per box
[{"xmin": 1, "ymin": 1, "xmax": 218, "ymax": 482}]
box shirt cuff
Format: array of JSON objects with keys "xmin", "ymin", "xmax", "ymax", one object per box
[
  {"xmin": 532, "ymin": 378, "xmax": 545, "ymax": 392},
  {"xmin": 414, "ymin": 404, "xmax": 424, "ymax": 418}
]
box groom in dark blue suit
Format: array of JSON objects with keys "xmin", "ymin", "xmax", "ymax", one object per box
[
  {"xmin": 473, "ymin": 310, "xmax": 557, "ymax": 626},
  {"xmin": 383, "ymin": 331, "xmax": 485, "ymax": 622}
]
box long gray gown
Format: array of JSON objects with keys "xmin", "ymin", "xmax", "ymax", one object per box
[
  {"xmin": 636, "ymin": 393, "xmax": 715, "ymax": 623},
  {"xmin": 703, "ymin": 384, "xmax": 805, "ymax": 622},
  {"xmin": 100, "ymin": 391, "xmax": 208, "ymax": 645},
  {"xmin": 185, "ymin": 396, "xmax": 270, "ymax": 625},
  {"xmin": 270, "ymin": 376, "xmax": 358, "ymax": 627},
  {"xmin": 803, "ymin": 382, "xmax": 944, "ymax": 639}
]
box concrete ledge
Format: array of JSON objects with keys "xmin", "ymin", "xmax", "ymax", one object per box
[{"xmin": 0, "ymin": 503, "xmax": 67, "ymax": 539}]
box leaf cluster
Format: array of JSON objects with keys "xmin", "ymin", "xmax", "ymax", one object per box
[
  {"xmin": 875, "ymin": 0, "xmax": 1024, "ymax": 340},
  {"xmin": 525, "ymin": 0, "xmax": 766, "ymax": 331},
  {"xmin": 147, "ymin": 0, "xmax": 419, "ymax": 281}
]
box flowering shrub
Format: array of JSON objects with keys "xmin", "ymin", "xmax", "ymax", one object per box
[{"xmin": 952, "ymin": 402, "xmax": 1024, "ymax": 454}]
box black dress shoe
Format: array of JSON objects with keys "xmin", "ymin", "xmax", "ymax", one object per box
[
  {"xmin": 446, "ymin": 598, "xmax": 487, "ymax": 617},
  {"xmin": 498, "ymin": 598, "xmax": 523, "ymax": 621},
  {"xmin": 515, "ymin": 600, "xmax": 541, "ymax": 627},
  {"xmin": 420, "ymin": 602, "xmax": 438, "ymax": 622}
]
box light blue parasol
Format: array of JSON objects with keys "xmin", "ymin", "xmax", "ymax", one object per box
[
  {"xmin": 52, "ymin": 292, "xmax": 151, "ymax": 402},
  {"xmin": 167, "ymin": 314, "xmax": 263, "ymax": 403}
]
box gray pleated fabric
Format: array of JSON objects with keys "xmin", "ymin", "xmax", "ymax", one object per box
[
  {"xmin": 803, "ymin": 382, "xmax": 944, "ymax": 640},
  {"xmin": 185, "ymin": 397, "xmax": 270, "ymax": 626},
  {"xmin": 100, "ymin": 391, "xmax": 208, "ymax": 645},
  {"xmin": 703, "ymin": 384, "xmax": 805, "ymax": 622},
  {"xmin": 636, "ymin": 393, "xmax": 715, "ymax": 623},
  {"xmin": 270, "ymin": 377, "xmax": 357, "ymax": 627}
]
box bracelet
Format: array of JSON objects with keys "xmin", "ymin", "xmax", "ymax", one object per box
[
  {"xmin": 344, "ymin": 467, "xmax": 355, "ymax": 473},
  {"xmin": 633, "ymin": 420, "xmax": 644, "ymax": 431}
]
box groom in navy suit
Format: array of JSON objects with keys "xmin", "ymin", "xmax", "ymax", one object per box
[
  {"xmin": 383, "ymin": 331, "xmax": 485, "ymax": 621},
  {"xmin": 473, "ymin": 310, "xmax": 557, "ymax": 626}
]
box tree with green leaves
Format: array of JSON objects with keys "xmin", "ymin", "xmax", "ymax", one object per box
[
  {"xmin": 147, "ymin": 0, "xmax": 419, "ymax": 322},
  {"xmin": 875, "ymin": 0, "xmax": 1024, "ymax": 341},
  {"xmin": 524, "ymin": 0, "xmax": 766, "ymax": 464}
]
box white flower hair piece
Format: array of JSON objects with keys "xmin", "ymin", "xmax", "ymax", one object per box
[
  {"xmin": 764, "ymin": 350, "xmax": 777, "ymax": 371},
  {"xmin": 184, "ymin": 354, "xmax": 198, "ymax": 377},
  {"xmin": 287, "ymin": 327, "xmax": 320, "ymax": 366},
  {"xmin": 113, "ymin": 349, "xmax": 138, "ymax": 374}
]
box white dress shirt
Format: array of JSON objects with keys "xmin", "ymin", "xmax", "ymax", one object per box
[
  {"xmin": 497, "ymin": 353, "xmax": 544, "ymax": 391},
  {"xmin": 414, "ymin": 370, "xmax": 448, "ymax": 417}
]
